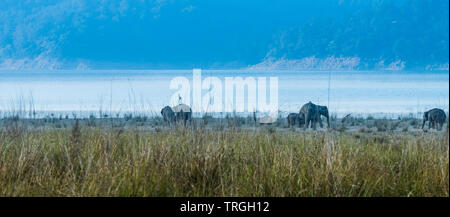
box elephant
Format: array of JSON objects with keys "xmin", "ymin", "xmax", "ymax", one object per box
[
  {"xmin": 161, "ymin": 106, "xmax": 176, "ymax": 125},
  {"xmin": 300, "ymin": 102, "xmax": 330, "ymax": 129},
  {"xmin": 300, "ymin": 101, "xmax": 320, "ymax": 130},
  {"xmin": 422, "ymin": 108, "xmax": 446, "ymax": 130},
  {"xmin": 316, "ymin": 105, "xmax": 330, "ymax": 128},
  {"xmin": 287, "ymin": 113, "xmax": 305, "ymax": 127},
  {"xmin": 172, "ymin": 104, "xmax": 192, "ymax": 126}
]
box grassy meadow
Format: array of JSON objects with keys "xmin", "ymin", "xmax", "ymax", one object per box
[{"xmin": 0, "ymin": 114, "xmax": 448, "ymax": 197}]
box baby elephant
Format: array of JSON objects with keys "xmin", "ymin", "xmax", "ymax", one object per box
[
  {"xmin": 161, "ymin": 106, "xmax": 176, "ymax": 125},
  {"xmin": 287, "ymin": 113, "xmax": 305, "ymax": 127},
  {"xmin": 422, "ymin": 108, "xmax": 447, "ymax": 131}
]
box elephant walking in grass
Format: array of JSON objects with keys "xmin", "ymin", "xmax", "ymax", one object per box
[
  {"xmin": 422, "ymin": 108, "xmax": 446, "ymax": 131},
  {"xmin": 161, "ymin": 106, "xmax": 176, "ymax": 125},
  {"xmin": 300, "ymin": 102, "xmax": 319, "ymax": 130},
  {"xmin": 317, "ymin": 105, "xmax": 330, "ymax": 128},
  {"xmin": 300, "ymin": 102, "xmax": 330, "ymax": 129},
  {"xmin": 287, "ymin": 113, "xmax": 305, "ymax": 127}
]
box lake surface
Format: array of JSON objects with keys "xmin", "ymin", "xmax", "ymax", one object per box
[{"xmin": 0, "ymin": 70, "xmax": 448, "ymax": 118}]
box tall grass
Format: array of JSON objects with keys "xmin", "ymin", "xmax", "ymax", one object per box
[{"xmin": 0, "ymin": 118, "xmax": 448, "ymax": 197}]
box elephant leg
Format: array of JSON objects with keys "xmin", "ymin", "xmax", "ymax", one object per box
[
  {"xmin": 308, "ymin": 113, "xmax": 313, "ymax": 129},
  {"xmin": 303, "ymin": 114, "xmax": 307, "ymax": 129},
  {"xmin": 299, "ymin": 114, "xmax": 304, "ymax": 128},
  {"xmin": 304, "ymin": 113, "xmax": 310, "ymax": 130},
  {"xmin": 318, "ymin": 116, "xmax": 323, "ymax": 128},
  {"xmin": 312, "ymin": 115, "xmax": 317, "ymax": 130},
  {"xmin": 308, "ymin": 113, "xmax": 314, "ymax": 130}
]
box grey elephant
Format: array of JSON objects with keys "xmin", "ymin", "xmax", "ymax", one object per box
[
  {"xmin": 316, "ymin": 105, "xmax": 330, "ymax": 128},
  {"xmin": 161, "ymin": 106, "xmax": 176, "ymax": 125},
  {"xmin": 300, "ymin": 102, "xmax": 330, "ymax": 129},
  {"xmin": 173, "ymin": 104, "xmax": 192, "ymax": 126},
  {"xmin": 287, "ymin": 113, "xmax": 305, "ymax": 127},
  {"xmin": 422, "ymin": 108, "xmax": 446, "ymax": 130},
  {"xmin": 300, "ymin": 101, "xmax": 320, "ymax": 129}
]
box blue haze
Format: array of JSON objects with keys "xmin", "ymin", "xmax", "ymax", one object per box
[{"xmin": 0, "ymin": 70, "xmax": 448, "ymax": 117}]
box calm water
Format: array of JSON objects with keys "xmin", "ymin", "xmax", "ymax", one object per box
[{"xmin": 0, "ymin": 70, "xmax": 448, "ymax": 118}]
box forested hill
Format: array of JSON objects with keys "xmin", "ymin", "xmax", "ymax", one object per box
[
  {"xmin": 258, "ymin": 0, "xmax": 449, "ymax": 70},
  {"xmin": 0, "ymin": 0, "xmax": 448, "ymax": 70}
]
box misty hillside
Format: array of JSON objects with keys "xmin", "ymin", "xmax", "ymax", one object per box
[{"xmin": 0, "ymin": 0, "xmax": 448, "ymax": 70}]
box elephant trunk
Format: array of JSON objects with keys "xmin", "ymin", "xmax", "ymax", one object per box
[
  {"xmin": 422, "ymin": 112, "xmax": 428, "ymax": 129},
  {"xmin": 326, "ymin": 115, "xmax": 330, "ymax": 128}
]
